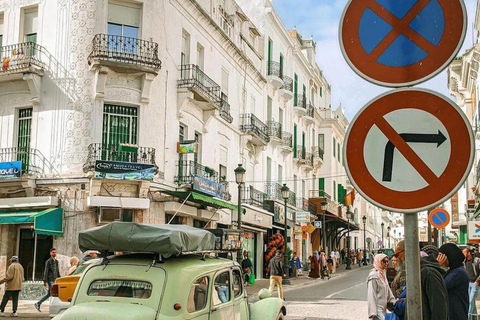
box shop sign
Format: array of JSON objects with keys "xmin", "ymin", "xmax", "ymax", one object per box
[
  {"xmin": 295, "ymin": 235, "xmax": 302, "ymax": 240},
  {"xmin": 241, "ymin": 207, "xmax": 273, "ymax": 229},
  {"xmin": 302, "ymin": 234, "xmax": 307, "ymax": 240},
  {"xmin": 0, "ymin": 161, "xmax": 21, "ymax": 180},
  {"xmin": 94, "ymin": 160, "xmax": 154, "ymax": 181},
  {"xmin": 468, "ymin": 221, "xmax": 480, "ymax": 240},
  {"xmin": 193, "ymin": 175, "xmax": 223, "ymax": 198},
  {"xmin": 296, "ymin": 211, "xmax": 311, "ymax": 223}
]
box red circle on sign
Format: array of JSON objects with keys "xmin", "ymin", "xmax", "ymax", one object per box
[
  {"xmin": 345, "ymin": 88, "xmax": 473, "ymax": 213},
  {"xmin": 428, "ymin": 208, "xmax": 450, "ymax": 229},
  {"xmin": 339, "ymin": 0, "xmax": 467, "ymax": 87}
]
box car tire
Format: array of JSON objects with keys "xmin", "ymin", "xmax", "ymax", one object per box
[{"xmin": 276, "ymin": 312, "xmax": 284, "ymax": 320}]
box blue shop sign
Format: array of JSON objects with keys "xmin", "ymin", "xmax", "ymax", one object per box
[
  {"xmin": 193, "ymin": 175, "xmax": 223, "ymax": 198},
  {"xmin": 94, "ymin": 160, "xmax": 154, "ymax": 181},
  {"xmin": 0, "ymin": 161, "xmax": 22, "ymax": 180}
]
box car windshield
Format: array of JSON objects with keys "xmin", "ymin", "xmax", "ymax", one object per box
[
  {"xmin": 87, "ymin": 280, "xmax": 152, "ymax": 299},
  {"xmin": 71, "ymin": 263, "xmax": 91, "ymax": 275}
]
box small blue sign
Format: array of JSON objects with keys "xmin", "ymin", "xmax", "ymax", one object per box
[
  {"xmin": 0, "ymin": 161, "xmax": 22, "ymax": 180},
  {"xmin": 193, "ymin": 175, "xmax": 223, "ymax": 198}
]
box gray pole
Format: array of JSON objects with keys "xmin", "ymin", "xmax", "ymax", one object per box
[
  {"xmin": 322, "ymin": 208, "xmax": 326, "ymax": 252},
  {"xmin": 237, "ymin": 184, "xmax": 242, "ymax": 230},
  {"xmin": 405, "ymin": 213, "xmax": 422, "ymax": 319}
]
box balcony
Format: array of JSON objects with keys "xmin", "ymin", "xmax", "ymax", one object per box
[
  {"xmin": 219, "ymin": 94, "xmax": 233, "ymax": 123},
  {"xmin": 242, "ymin": 185, "xmax": 267, "ymax": 208},
  {"xmin": 240, "ymin": 113, "xmax": 270, "ymax": 146},
  {"xmin": 266, "ymin": 61, "xmax": 283, "ymax": 89},
  {"xmin": 294, "ymin": 145, "xmax": 306, "ymax": 164},
  {"xmin": 174, "ymin": 160, "xmax": 218, "ymax": 185},
  {"xmin": 267, "ymin": 121, "xmax": 282, "ymax": 145},
  {"xmin": 265, "ymin": 182, "xmax": 283, "ymax": 202},
  {"xmin": 312, "ymin": 146, "xmax": 324, "ymax": 166},
  {"xmin": 288, "ymin": 190, "xmax": 297, "ymax": 207},
  {"xmin": 293, "ymin": 94, "xmax": 307, "ymax": 116},
  {"xmin": 177, "ymin": 64, "xmax": 222, "ymax": 110},
  {"xmin": 303, "ymin": 152, "xmax": 314, "ymax": 172},
  {"xmin": 0, "ymin": 147, "xmax": 47, "ymax": 176},
  {"xmin": 83, "ymin": 143, "xmax": 157, "ymax": 173},
  {"xmin": 88, "ymin": 34, "xmax": 161, "ymax": 72},
  {"xmin": 280, "ymin": 132, "xmax": 293, "ymax": 154},
  {"xmin": 220, "ymin": 180, "xmax": 232, "ymax": 201},
  {"xmin": 0, "ymin": 42, "xmax": 45, "ymax": 78},
  {"xmin": 280, "ymin": 75, "xmax": 293, "ymax": 101},
  {"xmin": 302, "ymin": 104, "xmax": 315, "ymax": 125}
]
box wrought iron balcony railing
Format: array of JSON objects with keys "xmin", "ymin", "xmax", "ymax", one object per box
[
  {"xmin": 0, "ymin": 147, "xmax": 47, "ymax": 176},
  {"xmin": 178, "ymin": 64, "xmax": 222, "ymax": 106},
  {"xmin": 0, "ymin": 42, "xmax": 45, "ymax": 74},
  {"xmin": 265, "ymin": 182, "xmax": 283, "ymax": 202},
  {"xmin": 294, "ymin": 145, "xmax": 306, "ymax": 160},
  {"xmin": 240, "ymin": 114, "xmax": 270, "ymax": 143},
  {"xmin": 281, "ymin": 75, "xmax": 293, "ymax": 92},
  {"xmin": 305, "ymin": 152, "xmax": 314, "ymax": 167},
  {"xmin": 242, "ymin": 185, "xmax": 267, "ymax": 207},
  {"xmin": 281, "ymin": 132, "xmax": 292, "ymax": 148},
  {"xmin": 305, "ymin": 104, "xmax": 315, "ymax": 118},
  {"xmin": 88, "ymin": 34, "xmax": 161, "ymax": 70},
  {"xmin": 220, "ymin": 94, "xmax": 233, "ymax": 123},
  {"xmin": 175, "ymin": 160, "xmax": 219, "ymax": 185},
  {"xmin": 220, "ymin": 180, "xmax": 232, "ymax": 201},
  {"xmin": 83, "ymin": 143, "xmax": 157, "ymax": 172},
  {"xmin": 267, "ymin": 61, "xmax": 282, "ymax": 78},
  {"xmin": 267, "ymin": 121, "xmax": 282, "ymax": 140},
  {"xmin": 294, "ymin": 94, "xmax": 307, "ymax": 109},
  {"xmin": 312, "ymin": 146, "xmax": 324, "ymax": 160}
]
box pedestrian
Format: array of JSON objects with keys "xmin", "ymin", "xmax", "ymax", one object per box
[
  {"xmin": 391, "ymin": 240, "xmax": 406, "ymax": 298},
  {"xmin": 79, "ymin": 250, "xmax": 100, "ymax": 265},
  {"xmin": 358, "ymin": 250, "xmax": 364, "ymax": 267},
  {"xmin": 330, "ymin": 251, "xmax": 337, "ymax": 273},
  {"xmin": 335, "ymin": 248, "xmax": 341, "ymax": 266},
  {"xmin": 34, "ymin": 248, "xmax": 61, "ymax": 312},
  {"xmin": 241, "ymin": 251, "xmax": 253, "ymax": 286},
  {"xmin": 289, "ymin": 252, "xmax": 301, "ymax": 279},
  {"xmin": 268, "ymin": 250, "xmax": 286, "ymax": 299},
  {"xmin": 319, "ymin": 252, "xmax": 330, "ymax": 280},
  {"xmin": 341, "ymin": 248, "xmax": 346, "ymax": 265},
  {"xmin": 367, "ymin": 254, "xmax": 396, "ymax": 320},
  {"xmin": 0, "ymin": 256, "xmax": 24, "ymax": 317},
  {"xmin": 67, "ymin": 256, "xmax": 79, "ymax": 275},
  {"xmin": 308, "ymin": 253, "xmax": 320, "ymax": 279},
  {"xmin": 438, "ymin": 243, "xmax": 469, "ymax": 320},
  {"xmin": 462, "ymin": 247, "xmax": 480, "ymax": 318}
]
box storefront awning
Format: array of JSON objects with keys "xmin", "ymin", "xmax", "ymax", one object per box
[
  {"xmin": 472, "ymin": 206, "xmax": 480, "ymax": 219},
  {"xmin": 0, "ymin": 208, "xmax": 64, "ymax": 236},
  {"xmin": 165, "ymin": 191, "xmax": 238, "ymax": 211}
]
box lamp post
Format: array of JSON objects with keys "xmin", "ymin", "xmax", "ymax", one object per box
[
  {"xmin": 234, "ymin": 164, "xmax": 246, "ymax": 231},
  {"xmin": 387, "ymin": 225, "xmax": 391, "ymax": 249},
  {"xmin": 381, "ymin": 222, "xmax": 384, "ymax": 248},
  {"xmin": 346, "ymin": 208, "xmax": 353, "ymax": 270},
  {"xmin": 362, "ymin": 215, "xmax": 367, "ymax": 265},
  {"xmin": 281, "ymin": 184, "xmax": 290, "ymax": 285},
  {"xmin": 321, "ymin": 200, "xmax": 328, "ymax": 253}
]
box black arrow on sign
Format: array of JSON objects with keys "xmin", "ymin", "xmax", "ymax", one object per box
[{"xmin": 382, "ymin": 130, "xmax": 447, "ymax": 182}]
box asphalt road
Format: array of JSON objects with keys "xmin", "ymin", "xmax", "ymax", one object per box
[{"xmin": 284, "ymin": 267, "xmax": 371, "ymax": 320}]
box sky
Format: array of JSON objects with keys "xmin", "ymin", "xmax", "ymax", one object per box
[{"xmin": 273, "ymin": 0, "xmax": 478, "ymax": 121}]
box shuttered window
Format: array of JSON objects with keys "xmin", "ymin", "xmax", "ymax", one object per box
[
  {"xmin": 17, "ymin": 108, "xmax": 32, "ymax": 173},
  {"xmin": 102, "ymin": 105, "xmax": 138, "ymax": 161}
]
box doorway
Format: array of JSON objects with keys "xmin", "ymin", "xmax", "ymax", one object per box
[{"xmin": 18, "ymin": 229, "xmax": 53, "ymax": 281}]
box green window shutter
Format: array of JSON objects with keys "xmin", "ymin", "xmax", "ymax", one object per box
[
  {"xmin": 17, "ymin": 108, "xmax": 32, "ymax": 173},
  {"xmin": 102, "ymin": 105, "xmax": 138, "ymax": 162},
  {"xmin": 293, "ymin": 124, "xmax": 297, "ymax": 157},
  {"xmin": 337, "ymin": 143, "xmax": 341, "ymax": 162},
  {"xmin": 319, "ymin": 86, "xmax": 323, "ymax": 97},
  {"xmin": 294, "ymin": 74, "xmax": 298, "ymax": 104},
  {"xmin": 333, "ymin": 181, "xmax": 336, "ymax": 201},
  {"xmin": 333, "ymin": 137, "xmax": 336, "ymax": 157},
  {"xmin": 338, "ymin": 184, "xmax": 344, "ymax": 205},
  {"xmin": 279, "ymin": 54, "xmax": 284, "ymax": 77},
  {"xmin": 319, "ymin": 178, "xmax": 325, "ymax": 197}
]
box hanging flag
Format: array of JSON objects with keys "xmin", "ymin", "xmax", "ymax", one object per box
[{"xmin": 344, "ymin": 189, "xmax": 355, "ymax": 206}]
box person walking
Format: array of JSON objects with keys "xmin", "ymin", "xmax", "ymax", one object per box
[
  {"xmin": 358, "ymin": 250, "xmax": 364, "ymax": 267},
  {"xmin": 289, "ymin": 252, "xmax": 301, "ymax": 279},
  {"xmin": 391, "ymin": 241, "xmax": 406, "ymax": 298},
  {"xmin": 241, "ymin": 251, "xmax": 253, "ymax": 286},
  {"xmin": 330, "ymin": 251, "xmax": 337, "ymax": 273},
  {"xmin": 35, "ymin": 248, "xmax": 61, "ymax": 312},
  {"xmin": 462, "ymin": 247, "xmax": 480, "ymax": 318},
  {"xmin": 367, "ymin": 254, "xmax": 396, "ymax": 320},
  {"xmin": 308, "ymin": 253, "xmax": 320, "ymax": 279},
  {"xmin": 340, "ymin": 248, "xmax": 346, "ymax": 265},
  {"xmin": 335, "ymin": 249, "xmax": 341, "ymax": 266},
  {"xmin": 319, "ymin": 252, "xmax": 330, "ymax": 280},
  {"xmin": 268, "ymin": 250, "xmax": 286, "ymax": 299},
  {"xmin": 0, "ymin": 256, "xmax": 24, "ymax": 317},
  {"xmin": 438, "ymin": 243, "xmax": 469, "ymax": 320}
]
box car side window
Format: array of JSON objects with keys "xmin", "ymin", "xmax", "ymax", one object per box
[
  {"xmin": 232, "ymin": 269, "xmax": 243, "ymax": 298},
  {"xmin": 187, "ymin": 276, "xmax": 209, "ymax": 313},
  {"xmin": 212, "ymin": 271, "xmax": 230, "ymax": 305}
]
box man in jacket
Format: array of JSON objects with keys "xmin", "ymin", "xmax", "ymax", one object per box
[
  {"xmin": 0, "ymin": 256, "xmax": 24, "ymax": 317},
  {"xmin": 35, "ymin": 248, "xmax": 61, "ymax": 312},
  {"xmin": 463, "ymin": 247, "xmax": 480, "ymax": 318},
  {"xmin": 268, "ymin": 250, "xmax": 286, "ymax": 299}
]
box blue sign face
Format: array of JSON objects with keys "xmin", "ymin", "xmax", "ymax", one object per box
[
  {"xmin": 431, "ymin": 210, "xmax": 447, "ymax": 225},
  {"xmin": 193, "ymin": 175, "xmax": 223, "ymax": 198},
  {"xmin": 0, "ymin": 161, "xmax": 22, "ymax": 180},
  {"xmin": 94, "ymin": 160, "xmax": 155, "ymax": 181}
]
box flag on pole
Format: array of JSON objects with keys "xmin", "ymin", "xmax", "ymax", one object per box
[{"xmin": 344, "ymin": 189, "xmax": 355, "ymax": 206}]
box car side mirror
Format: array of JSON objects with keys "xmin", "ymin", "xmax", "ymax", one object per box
[{"xmin": 258, "ymin": 288, "xmax": 271, "ymax": 300}]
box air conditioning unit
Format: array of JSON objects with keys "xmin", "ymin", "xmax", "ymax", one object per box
[{"xmin": 98, "ymin": 207, "xmax": 121, "ymax": 224}]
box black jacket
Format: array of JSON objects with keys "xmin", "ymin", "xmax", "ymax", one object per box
[
  {"xmin": 43, "ymin": 257, "xmax": 60, "ymax": 282},
  {"xmin": 268, "ymin": 256, "xmax": 284, "ymax": 276},
  {"xmin": 420, "ymin": 255, "xmax": 449, "ymax": 320}
]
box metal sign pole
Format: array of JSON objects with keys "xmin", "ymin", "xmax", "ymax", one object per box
[{"xmin": 405, "ymin": 213, "xmax": 422, "ymax": 319}]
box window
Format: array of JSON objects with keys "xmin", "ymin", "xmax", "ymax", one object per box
[
  {"xmin": 187, "ymin": 276, "xmax": 209, "ymax": 313},
  {"xmin": 294, "ymin": 175, "xmax": 298, "ymax": 194},
  {"xmin": 197, "ymin": 43, "xmax": 204, "ymax": 71},
  {"xmin": 277, "ymin": 164, "xmax": 283, "ymax": 183},
  {"xmin": 213, "ymin": 271, "xmax": 230, "ymax": 305},
  {"xmin": 232, "ymin": 269, "xmax": 243, "ymax": 298},
  {"xmin": 165, "ymin": 214, "xmax": 181, "ymax": 225},
  {"xmin": 302, "ymin": 180, "xmax": 306, "ymax": 198},
  {"xmin": 0, "ymin": 13, "xmax": 3, "ymax": 48},
  {"xmin": 266, "ymin": 157, "xmax": 272, "ymax": 182},
  {"xmin": 267, "ymin": 96, "xmax": 272, "ymax": 121},
  {"xmin": 333, "ymin": 137, "xmax": 336, "ymax": 157},
  {"xmin": 181, "ymin": 30, "xmax": 190, "ymax": 67},
  {"xmin": 221, "ymin": 67, "xmax": 228, "ymax": 96},
  {"xmin": 279, "ymin": 108, "xmax": 284, "ymax": 128},
  {"xmin": 337, "ymin": 142, "xmax": 341, "ymax": 162},
  {"xmin": 250, "ymin": 95, "xmax": 255, "ymax": 114},
  {"xmin": 107, "ymin": 3, "xmax": 141, "ymax": 53},
  {"xmin": 178, "ymin": 124, "xmax": 185, "ymax": 179},
  {"xmin": 87, "ymin": 280, "xmax": 152, "ymax": 299},
  {"xmin": 279, "ymin": 54, "xmax": 284, "ymax": 77},
  {"xmin": 318, "ymin": 134, "xmax": 324, "ymax": 150},
  {"xmin": 102, "ymin": 105, "xmax": 138, "ymax": 162},
  {"xmin": 194, "ymin": 219, "xmax": 207, "ymax": 229},
  {"xmin": 17, "ymin": 108, "xmax": 32, "ymax": 173},
  {"xmin": 23, "ymin": 7, "xmax": 38, "ymax": 42},
  {"xmin": 333, "ymin": 180, "xmax": 336, "ymax": 201},
  {"xmin": 319, "ymin": 178, "xmax": 325, "ymax": 197},
  {"xmin": 293, "ymin": 124, "xmax": 297, "ymax": 157},
  {"xmin": 194, "ymin": 132, "xmax": 201, "ymax": 165},
  {"xmin": 319, "ymin": 86, "xmax": 323, "ymax": 97}
]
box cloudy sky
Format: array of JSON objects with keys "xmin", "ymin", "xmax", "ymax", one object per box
[{"xmin": 273, "ymin": 0, "xmax": 477, "ymax": 121}]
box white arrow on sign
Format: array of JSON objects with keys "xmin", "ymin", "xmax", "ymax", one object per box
[{"xmin": 314, "ymin": 221, "xmax": 322, "ymax": 229}]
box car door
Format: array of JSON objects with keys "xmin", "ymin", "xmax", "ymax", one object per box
[
  {"xmin": 186, "ymin": 275, "xmax": 211, "ymax": 320},
  {"xmin": 232, "ymin": 268, "xmax": 248, "ymax": 320},
  {"xmin": 210, "ymin": 270, "xmax": 234, "ymax": 320}
]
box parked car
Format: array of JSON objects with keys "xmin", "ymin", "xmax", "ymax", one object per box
[{"xmin": 49, "ymin": 259, "xmax": 101, "ymax": 318}]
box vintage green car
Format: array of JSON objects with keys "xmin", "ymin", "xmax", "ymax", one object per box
[{"xmin": 52, "ymin": 222, "xmax": 286, "ymax": 320}]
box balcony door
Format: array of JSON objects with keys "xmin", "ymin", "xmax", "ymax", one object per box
[
  {"xmin": 107, "ymin": 3, "xmax": 141, "ymax": 54},
  {"xmin": 101, "ymin": 105, "xmax": 138, "ymax": 162},
  {"xmin": 17, "ymin": 108, "xmax": 32, "ymax": 173}
]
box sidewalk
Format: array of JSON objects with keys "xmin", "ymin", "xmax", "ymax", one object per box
[{"xmin": 0, "ymin": 300, "xmax": 49, "ymax": 319}]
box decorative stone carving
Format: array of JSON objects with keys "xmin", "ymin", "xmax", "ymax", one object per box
[{"xmin": 104, "ymin": 87, "xmax": 142, "ymax": 104}]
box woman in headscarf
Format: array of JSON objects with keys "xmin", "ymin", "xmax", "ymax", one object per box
[
  {"xmin": 67, "ymin": 256, "xmax": 79, "ymax": 275},
  {"xmin": 367, "ymin": 253, "xmax": 396, "ymax": 320},
  {"xmin": 308, "ymin": 252, "xmax": 320, "ymax": 279},
  {"xmin": 438, "ymin": 243, "xmax": 469, "ymax": 320}
]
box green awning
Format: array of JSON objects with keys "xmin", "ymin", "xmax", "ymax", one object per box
[
  {"xmin": 473, "ymin": 206, "xmax": 480, "ymax": 219},
  {"xmin": 165, "ymin": 191, "xmax": 238, "ymax": 211},
  {"xmin": 0, "ymin": 208, "xmax": 64, "ymax": 236}
]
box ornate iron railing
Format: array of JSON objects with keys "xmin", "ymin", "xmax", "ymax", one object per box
[
  {"xmin": 174, "ymin": 160, "xmax": 219, "ymax": 185},
  {"xmin": 88, "ymin": 34, "xmax": 161, "ymax": 69},
  {"xmin": 312, "ymin": 146, "xmax": 324, "ymax": 160},
  {"xmin": 294, "ymin": 145, "xmax": 306, "ymax": 160},
  {"xmin": 220, "ymin": 180, "xmax": 232, "ymax": 201},
  {"xmin": 305, "ymin": 152, "xmax": 314, "ymax": 167},
  {"xmin": 265, "ymin": 182, "xmax": 283, "ymax": 202},
  {"xmin": 242, "ymin": 185, "xmax": 267, "ymax": 207},
  {"xmin": 282, "ymin": 75, "xmax": 293, "ymax": 92},
  {"xmin": 219, "ymin": 94, "xmax": 233, "ymax": 123},
  {"xmin": 83, "ymin": 143, "xmax": 157, "ymax": 172},
  {"xmin": 240, "ymin": 114, "xmax": 270, "ymax": 143},
  {"xmin": 294, "ymin": 94, "xmax": 307, "ymax": 109},
  {"xmin": 288, "ymin": 191, "xmax": 297, "ymax": 207},
  {"xmin": 178, "ymin": 64, "xmax": 222, "ymax": 106},
  {"xmin": 281, "ymin": 132, "xmax": 292, "ymax": 148},
  {"xmin": 0, "ymin": 42, "xmax": 45, "ymax": 74},
  {"xmin": 305, "ymin": 104, "xmax": 315, "ymax": 118},
  {"xmin": 0, "ymin": 147, "xmax": 47, "ymax": 175},
  {"xmin": 267, "ymin": 61, "xmax": 282, "ymax": 78},
  {"xmin": 267, "ymin": 121, "xmax": 282, "ymax": 140}
]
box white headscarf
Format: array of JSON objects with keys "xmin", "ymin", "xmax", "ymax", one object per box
[{"xmin": 373, "ymin": 253, "xmax": 389, "ymax": 297}]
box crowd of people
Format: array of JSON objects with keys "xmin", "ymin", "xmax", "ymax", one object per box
[{"xmin": 367, "ymin": 241, "xmax": 479, "ymax": 320}]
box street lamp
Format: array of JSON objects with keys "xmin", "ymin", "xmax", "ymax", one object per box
[
  {"xmin": 321, "ymin": 200, "xmax": 328, "ymax": 253},
  {"xmin": 387, "ymin": 225, "xmax": 391, "ymax": 248},
  {"xmin": 362, "ymin": 215, "xmax": 367, "ymax": 265},
  {"xmin": 234, "ymin": 164, "xmax": 246, "ymax": 231},
  {"xmin": 281, "ymin": 184, "xmax": 290, "ymax": 285},
  {"xmin": 346, "ymin": 208, "xmax": 353, "ymax": 270},
  {"xmin": 381, "ymin": 222, "xmax": 384, "ymax": 248}
]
